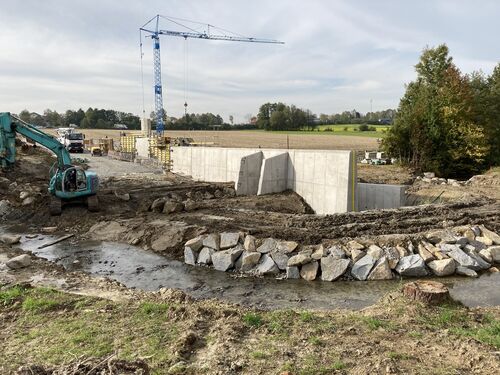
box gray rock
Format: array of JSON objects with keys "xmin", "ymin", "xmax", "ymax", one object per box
[
  {"xmin": 456, "ymin": 266, "xmax": 478, "ymax": 278},
  {"xmin": 287, "ymin": 252, "xmax": 312, "ymax": 267},
  {"xmin": 256, "ymin": 254, "xmax": 279, "ymax": 275},
  {"xmin": 300, "ymin": 261, "xmax": 319, "ymax": 281},
  {"xmin": 384, "ymin": 247, "xmax": 400, "ymax": 269},
  {"xmin": 243, "ymin": 235, "xmax": 257, "ymax": 252},
  {"xmin": 257, "ymin": 238, "xmax": 277, "ymax": 254},
  {"xmin": 467, "ymin": 239, "xmax": 487, "ymax": 251},
  {"xmin": 351, "ymin": 249, "xmax": 366, "ymax": 263},
  {"xmin": 240, "ymin": 251, "xmax": 261, "ymax": 272},
  {"xmin": 212, "ymin": 246, "xmax": 244, "ymax": 272},
  {"xmin": 366, "ymin": 245, "xmax": 384, "ymax": 260},
  {"xmin": 276, "ymin": 241, "xmax": 298, "ymax": 253},
  {"xmin": 151, "ymin": 197, "xmax": 166, "ymax": 212},
  {"xmin": 321, "ymin": 257, "xmax": 350, "ymax": 281},
  {"xmin": 114, "ymin": 191, "xmax": 130, "ymax": 201},
  {"xmin": 428, "ymin": 259, "xmax": 456, "ymax": 276},
  {"xmin": 184, "ymin": 247, "xmax": 199, "ymax": 266},
  {"xmin": 448, "ymin": 247, "xmax": 481, "ymax": 271},
  {"xmin": 311, "ymin": 245, "xmax": 327, "ymax": 260},
  {"xmin": 220, "ymin": 232, "xmax": 240, "ymax": 250},
  {"xmin": 426, "ymin": 229, "xmax": 456, "ymax": 244},
  {"xmin": 286, "ymin": 266, "xmax": 300, "ymax": 279},
  {"xmin": 203, "ymin": 233, "xmax": 220, "ymax": 250},
  {"xmin": 395, "ymin": 254, "xmax": 428, "ymax": 277},
  {"xmin": 328, "ymin": 246, "xmax": 346, "ymax": 259},
  {"xmin": 454, "ymin": 237, "xmax": 468, "ymax": 247},
  {"xmin": 6, "ymin": 254, "xmax": 31, "ymax": 269},
  {"xmin": 471, "ymin": 226, "xmax": 482, "ymax": 236},
  {"xmin": 489, "ymin": 246, "xmax": 500, "ymax": 263},
  {"xmin": 439, "ymin": 243, "xmax": 462, "ymax": 253},
  {"xmin": 19, "ymin": 191, "xmax": 31, "ymax": 200},
  {"xmin": 270, "ymin": 251, "xmax": 289, "ymax": 270},
  {"xmin": 479, "ymin": 248, "xmax": 493, "ymax": 263},
  {"xmin": 163, "ymin": 201, "xmax": 184, "ymax": 214},
  {"xmin": 465, "ymin": 248, "xmax": 491, "ymax": 270},
  {"xmin": 184, "ymin": 199, "xmax": 198, "ymax": 211},
  {"xmin": 184, "ymin": 236, "xmax": 204, "ymax": 252},
  {"xmin": 479, "ymin": 225, "xmax": 500, "ymax": 245},
  {"xmin": 197, "ymin": 247, "xmax": 215, "ymax": 265},
  {"xmin": 367, "ymin": 257, "xmax": 393, "ymax": 280},
  {"xmin": 0, "ymin": 234, "xmax": 21, "ymax": 245},
  {"xmin": 351, "ymin": 255, "xmax": 377, "ymax": 281}
]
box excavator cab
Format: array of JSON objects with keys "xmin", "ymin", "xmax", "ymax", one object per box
[{"xmin": 48, "ymin": 164, "xmax": 99, "ymax": 215}]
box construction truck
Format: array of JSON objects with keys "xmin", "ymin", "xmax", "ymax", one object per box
[
  {"xmin": 57, "ymin": 129, "xmax": 85, "ymax": 153},
  {"xmin": 0, "ymin": 112, "xmax": 99, "ymax": 215}
]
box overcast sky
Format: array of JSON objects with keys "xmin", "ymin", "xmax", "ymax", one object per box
[{"xmin": 0, "ymin": 0, "xmax": 498, "ymax": 122}]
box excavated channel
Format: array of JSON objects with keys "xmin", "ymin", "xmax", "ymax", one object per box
[{"xmin": 12, "ymin": 233, "xmax": 500, "ymax": 310}]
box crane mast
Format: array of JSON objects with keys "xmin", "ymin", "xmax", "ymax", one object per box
[{"xmin": 140, "ymin": 15, "xmax": 284, "ymax": 134}]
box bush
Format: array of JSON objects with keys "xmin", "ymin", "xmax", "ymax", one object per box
[{"xmin": 358, "ymin": 124, "xmax": 369, "ymax": 131}]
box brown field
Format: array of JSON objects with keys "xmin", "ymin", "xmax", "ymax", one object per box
[{"xmin": 45, "ymin": 129, "xmax": 380, "ymax": 151}]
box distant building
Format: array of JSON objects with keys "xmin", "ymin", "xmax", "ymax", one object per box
[{"xmin": 113, "ymin": 124, "xmax": 128, "ymax": 130}]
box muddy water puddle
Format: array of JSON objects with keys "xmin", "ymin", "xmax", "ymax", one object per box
[{"xmin": 9, "ymin": 232, "xmax": 500, "ymax": 310}]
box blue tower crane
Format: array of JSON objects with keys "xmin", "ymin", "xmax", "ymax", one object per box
[{"xmin": 140, "ymin": 15, "xmax": 284, "ymax": 134}]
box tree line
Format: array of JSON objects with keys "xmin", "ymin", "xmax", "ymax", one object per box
[
  {"xmin": 383, "ymin": 44, "xmax": 500, "ymax": 178},
  {"xmin": 17, "ymin": 108, "xmax": 141, "ymax": 130}
]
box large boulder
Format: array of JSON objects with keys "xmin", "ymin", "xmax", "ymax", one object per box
[
  {"xmin": 395, "ymin": 255, "xmax": 428, "ymax": 277},
  {"xmin": 212, "ymin": 246, "xmax": 243, "ymax": 271},
  {"xmin": 256, "ymin": 254, "xmax": 279, "ymax": 275},
  {"xmin": 286, "ymin": 266, "xmax": 300, "ymax": 279},
  {"xmin": 479, "ymin": 248, "xmax": 493, "ymax": 263},
  {"xmin": 475, "ymin": 236, "xmax": 493, "ymax": 246},
  {"xmin": 489, "ymin": 246, "xmax": 500, "ymax": 263},
  {"xmin": 276, "ymin": 241, "xmax": 298, "ymax": 254},
  {"xmin": 384, "ymin": 247, "xmax": 400, "ymax": 269},
  {"xmin": 347, "ymin": 240, "xmax": 365, "ymax": 251},
  {"xmin": 417, "ymin": 243, "xmax": 435, "ymax": 263},
  {"xmin": 0, "ymin": 234, "xmax": 21, "ymax": 245},
  {"xmin": 428, "ymin": 259, "xmax": 456, "ymax": 277},
  {"xmin": 197, "ymin": 247, "xmax": 215, "ymax": 265},
  {"xmin": 456, "ymin": 266, "xmax": 478, "ymax": 278},
  {"xmin": 300, "ymin": 261, "xmax": 319, "ymax": 281},
  {"xmin": 287, "ymin": 252, "xmax": 312, "ymax": 267},
  {"xmin": 350, "ymin": 249, "xmax": 366, "ymax": 263},
  {"xmin": 257, "ymin": 238, "xmax": 277, "ymax": 254},
  {"xmin": 448, "ymin": 247, "xmax": 481, "ymax": 271},
  {"xmin": 6, "ymin": 254, "xmax": 31, "ymax": 269},
  {"xmin": 243, "ymin": 235, "xmax": 257, "ymax": 252},
  {"xmin": 396, "ymin": 245, "xmax": 411, "ymax": 258},
  {"xmin": 220, "ymin": 232, "xmax": 240, "ymax": 250},
  {"xmin": 328, "ymin": 246, "xmax": 346, "ymax": 259},
  {"xmin": 426, "ymin": 229, "xmax": 456, "ymax": 244},
  {"xmin": 270, "ymin": 251, "xmax": 289, "ymax": 270},
  {"xmin": 479, "ymin": 225, "xmax": 500, "ymax": 245},
  {"xmin": 351, "ymin": 255, "xmax": 377, "ymax": 281},
  {"xmin": 321, "ymin": 257, "xmax": 350, "ymax": 281},
  {"xmin": 367, "ymin": 257, "xmax": 393, "ymax": 280},
  {"xmin": 184, "ymin": 236, "xmax": 204, "ymax": 252},
  {"xmin": 311, "ymin": 245, "xmax": 327, "ymax": 260},
  {"xmin": 203, "ymin": 233, "xmax": 220, "ymax": 251},
  {"xmin": 184, "ymin": 246, "xmax": 199, "ymax": 266},
  {"xmin": 366, "ymin": 245, "xmax": 384, "ymax": 260},
  {"xmin": 465, "ymin": 248, "xmax": 491, "ymax": 270},
  {"xmin": 240, "ymin": 251, "xmax": 261, "ymax": 272}
]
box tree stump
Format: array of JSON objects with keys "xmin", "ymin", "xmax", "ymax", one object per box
[{"xmin": 402, "ymin": 280, "xmax": 450, "ymax": 305}]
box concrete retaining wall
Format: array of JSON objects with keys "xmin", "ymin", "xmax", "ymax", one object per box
[
  {"xmin": 171, "ymin": 147, "xmax": 356, "ymax": 214},
  {"xmin": 135, "ymin": 137, "xmax": 149, "ymax": 158},
  {"xmin": 357, "ymin": 183, "xmax": 406, "ymax": 211}
]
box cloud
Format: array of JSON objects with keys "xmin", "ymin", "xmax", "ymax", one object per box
[{"xmin": 0, "ymin": 0, "xmax": 498, "ymax": 122}]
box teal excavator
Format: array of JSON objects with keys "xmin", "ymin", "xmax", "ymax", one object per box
[{"xmin": 0, "ymin": 112, "xmax": 99, "ymax": 215}]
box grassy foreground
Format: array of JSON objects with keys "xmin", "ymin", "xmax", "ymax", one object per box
[{"xmin": 1, "ymin": 284, "xmax": 499, "ymax": 374}]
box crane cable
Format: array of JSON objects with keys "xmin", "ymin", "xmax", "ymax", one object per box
[{"xmin": 183, "ymin": 37, "xmax": 188, "ymax": 117}]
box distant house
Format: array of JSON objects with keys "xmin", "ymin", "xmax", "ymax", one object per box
[{"xmin": 113, "ymin": 124, "xmax": 128, "ymax": 130}]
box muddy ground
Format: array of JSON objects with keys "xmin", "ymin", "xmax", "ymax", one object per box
[{"xmin": 1, "ymin": 147, "xmax": 500, "ymax": 374}]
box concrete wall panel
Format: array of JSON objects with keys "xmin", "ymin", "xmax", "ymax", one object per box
[
  {"xmin": 235, "ymin": 151, "xmax": 263, "ymax": 196},
  {"xmin": 357, "ymin": 183, "xmax": 406, "ymax": 211},
  {"xmin": 257, "ymin": 153, "xmax": 288, "ymax": 195}
]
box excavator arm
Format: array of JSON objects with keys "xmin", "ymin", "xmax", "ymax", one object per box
[{"xmin": 0, "ymin": 112, "xmax": 72, "ymax": 168}]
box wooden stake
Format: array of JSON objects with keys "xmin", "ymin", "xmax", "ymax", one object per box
[{"xmin": 37, "ymin": 234, "xmax": 75, "ymax": 249}]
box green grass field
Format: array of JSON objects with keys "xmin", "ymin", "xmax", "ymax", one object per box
[{"xmin": 243, "ymin": 124, "xmax": 390, "ymax": 138}]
